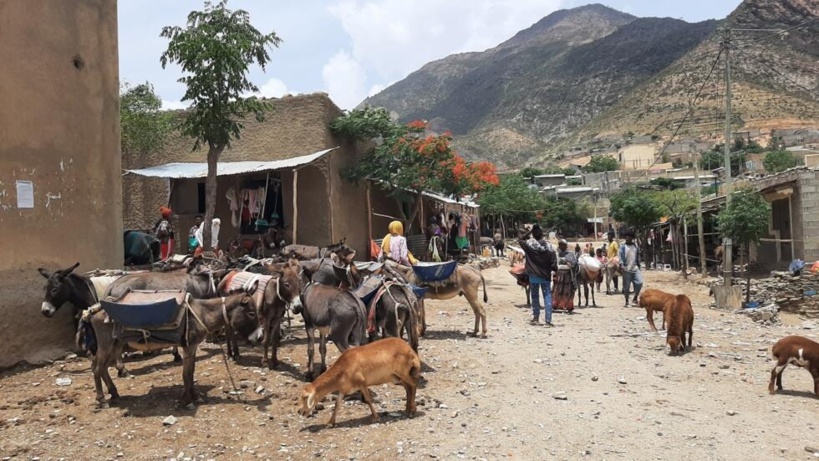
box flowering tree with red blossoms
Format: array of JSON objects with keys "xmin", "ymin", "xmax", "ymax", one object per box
[{"xmin": 331, "ymin": 106, "xmax": 498, "ymax": 230}]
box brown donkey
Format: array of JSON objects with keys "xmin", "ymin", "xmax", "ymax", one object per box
[{"xmin": 665, "ymin": 294, "xmax": 693, "ymax": 355}]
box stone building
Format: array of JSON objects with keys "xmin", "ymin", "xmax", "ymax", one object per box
[
  {"xmin": 123, "ymin": 93, "xmax": 371, "ymax": 257},
  {"xmin": 0, "ymin": 0, "xmax": 122, "ymax": 368}
]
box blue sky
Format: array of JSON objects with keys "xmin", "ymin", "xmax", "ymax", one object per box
[{"xmin": 119, "ymin": 0, "xmax": 742, "ymax": 110}]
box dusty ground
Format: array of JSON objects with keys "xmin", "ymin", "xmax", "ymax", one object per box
[{"xmin": 2, "ymin": 266, "xmax": 819, "ymax": 461}]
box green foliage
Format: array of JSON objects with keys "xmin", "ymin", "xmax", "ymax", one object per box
[
  {"xmin": 699, "ymin": 149, "xmax": 746, "ymax": 176},
  {"xmin": 650, "ymin": 177, "xmax": 681, "ymax": 190},
  {"xmin": 330, "ymin": 106, "xmax": 401, "ymax": 142},
  {"xmin": 120, "ymin": 82, "xmax": 174, "ymax": 154},
  {"xmin": 717, "ymin": 187, "xmax": 769, "ymax": 248},
  {"xmin": 518, "ymin": 167, "xmax": 544, "ymax": 182},
  {"xmin": 655, "ymin": 189, "xmax": 697, "ymax": 222},
  {"xmin": 478, "ymin": 174, "xmax": 546, "ymax": 223},
  {"xmin": 160, "ymin": 0, "xmax": 282, "ymax": 151},
  {"xmin": 541, "ymin": 165, "xmax": 575, "ymax": 176},
  {"xmin": 540, "ymin": 197, "xmax": 589, "ymax": 234},
  {"xmin": 763, "ymin": 150, "xmax": 798, "ymax": 173},
  {"xmin": 567, "ymin": 177, "xmax": 582, "ymax": 186},
  {"xmin": 609, "ymin": 187, "xmax": 662, "ymax": 231},
  {"xmin": 582, "ymin": 155, "xmax": 620, "ymax": 173}
]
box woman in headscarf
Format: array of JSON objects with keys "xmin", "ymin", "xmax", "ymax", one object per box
[
  {"xmin": 552, "ymin": 239, "xmax": 577, "ymax": 312},
  {"xmin": 380, "ymin": 221, "xmax": 418, "ymax": 265},
  {"xmin": 154, "ymin": 206, "xmax": 174, "ymax": 260}
]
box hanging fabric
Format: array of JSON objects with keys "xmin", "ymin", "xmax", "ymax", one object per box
[{"xmin": 226, "ymin": 187, "xmax": 240, "ymax": 228}]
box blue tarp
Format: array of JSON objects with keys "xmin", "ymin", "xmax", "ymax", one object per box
[{"xmin": 412, "ymin": 260, "xmax": 458, "ymax": 283}]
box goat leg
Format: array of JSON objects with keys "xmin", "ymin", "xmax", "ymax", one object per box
[
  {"xmin": 327, "ymin": 392, "xmax": 344, "ymax": 427},
  {"xmin": 361, "ymin": 387, "xmax": 380, "ymax": 423}
]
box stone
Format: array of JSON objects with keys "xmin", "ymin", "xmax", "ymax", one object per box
[
  {"xmin": 255, "ymin": 386, "xmax": 265, "ymax": 395},
  {"xmin": 55, "ymin": 377, "xmax": 72, "ymax": 386},
  {"xmin": 552, "ymin": 393, "xmax": 568, "ymax": 401},
  {"xmin": 618, "ymin": 377, "xmax": 627, "ymax": 385},
  {"xmin": 726, "ymin": 410, "xmax": 737, "ymax": 416},
  {"xmin": 162, "ymin": 416, "xmax": 179, "ymax": 426}
]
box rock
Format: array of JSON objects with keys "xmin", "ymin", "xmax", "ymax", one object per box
[
  {"xmin": 591, "ymin": 375, "xmax": 599, "ymax": 382},
  {"xmin": 64, "ymin": 353, "xmax": 78, "ymax": 360},
  {"xmin": 726, "ymin": 410, "xmax": 737, "ymax": 416},
  {"xmin": 552, "ymin": 393, "xmax": 568, "ymax": 401},
  {"xmin": 239, "ymin": 380, "xmax": 254, "ymax": 389},
  {"xmin": 255, "ymin": 386, "xmax": 265, "ymax": 395},
  {"xmin": 162, "ymin": 416, "xmax": 179, "ymax": 426},
  {"xmin": 55, "ymin": 377, "xmax": 72, "ymax": 386},
  {"xmin": 618, "ymin": 377, "xmax": 627, "ymax": 385},
  {"xmin": 806, "ymin": 447, "xmax": 819, "ymax": 454}
]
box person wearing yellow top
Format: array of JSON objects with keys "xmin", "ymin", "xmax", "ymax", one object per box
[
  {"xmin": 380, "ymin": 221, "xmax": 419, "ymax": 265},
  {"xmin": 606, "ymin": 230, "xmax": 620, "ymax": 294}
]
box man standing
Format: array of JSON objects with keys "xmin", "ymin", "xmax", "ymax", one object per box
[
  {"xmin": 188, "ymin": 215, "xmax": 202, "ymax": 254},
  {"xmin": 519, "ymin": 224, "xmax": 557, "ymax": 326},
  {"xmin": 606, "ymin": 231, "xmax": 620, "ymax": 294},
  {"xmin": 618, "ymin": 230, "xmax": 643, "ymax": 307}
]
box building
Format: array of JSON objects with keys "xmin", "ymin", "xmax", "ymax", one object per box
[
  {"xmin": 124, "ymin": 93, "xmax": 372, "ymax": 258},
  {"xmin": 618, "ymin": 144, "xmax": 656, "ymax": 170},
  {"xmin": 0, "ymin": 0, "xmax": 122, "ymax": 368}
]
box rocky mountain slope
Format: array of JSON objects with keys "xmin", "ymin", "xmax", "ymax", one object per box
[{"xmin": 362, "ymin": 1, "xmax": 819, "ymax": 168}]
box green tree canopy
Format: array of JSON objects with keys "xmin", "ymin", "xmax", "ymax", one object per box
[
  {"xmin": 583, "ymin": 155, "xmax": 620, "ymax": 173},
  {"xmin": 763, "ymin": 150, "xmax": 798, "ymax": 173},
  {"xmin": 609, "ymin": 187, "xmax": 662, "ymax": 231},
  {"xmin": 716, "ymin": 187, "xmax": 770, "ymax": 302},
  {"xmin": 700, "ymin": 140, "xmax": 748, "ymax": 176},
  {"xmin": 518, "ymin": 167, "xmax": 543, "ymax": 183},
  {"xmin": 332, "ymin": 106, "xmax": 498, "ymax": 228},
  {"xmin": 542, "ymin": 165, "xmax": 576, "ymax": 176},
  {"xmin": 120, "ymin": 82, "xmax": 174, "ymax": 155},
  {"xmin": 478, "ymin": 174, "xmax": 546, "ymax": 224},
  {"xmin": 160, "ymin": 0, "xmax": 281, "ymax": 249}
]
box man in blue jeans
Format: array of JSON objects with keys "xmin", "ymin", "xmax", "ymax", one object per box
[
  {"xmin": 519, "ymin": 224, "xmax": 557, "ymax": 326},
  {"xmin": 619, "ymin": 230, "xmax": 644, "ymax": 307}
]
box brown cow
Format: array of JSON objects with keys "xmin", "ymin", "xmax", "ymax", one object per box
[
  {"xmin": 638, "ymin": 288, "xmax": 676, "ymax": 332},
  {"xmin": 665, "ymin": 294, "xmax": 693, "ymax": 355}
]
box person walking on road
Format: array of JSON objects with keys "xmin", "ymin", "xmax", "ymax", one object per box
[
  {"xmin": 619, "ymin": 230, "xmax": 643, "ymax": 307},
  {"xmin": 519, "ymin": 224, "xmax": 557, "ymax": 326}
]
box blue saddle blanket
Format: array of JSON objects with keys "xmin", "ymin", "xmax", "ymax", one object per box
[
  {"xmin": 101, "ymin": 290, "xmax": 187, "ymax": 330},
  {"xmin": 411, "ymin": 286, "xmax": 428, "ymax": 299},
  {"xmin": 412, "ymin": 261, "xmax": 457, "ymax": 283}
]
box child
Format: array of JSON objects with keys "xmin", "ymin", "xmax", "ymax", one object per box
[{"xmin": 595, "ymin": 248, "xmax": 607, "ymax": 293}]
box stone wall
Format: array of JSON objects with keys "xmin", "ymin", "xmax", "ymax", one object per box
[{"xmin": 0, "ymin": 0, "xmax": 122, "ymax": 368}]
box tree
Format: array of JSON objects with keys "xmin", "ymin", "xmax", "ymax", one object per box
[
  {"xmin": 478, "ymin": 174, "xmax": 547, "ymax": 225},
  {"xmin": 332, "ymin": 106, "xmax": 498, "ymax": 229},
  {"xmin": 541, "ymin": 197, "xmax": 589, "ymax": 236},
  {"xmin": 583, "ymin": 155, "xmax": 620, "ymax": 173},
  {"xmin": 160, "ymin": 0, "xmax": 281, "ymax": 250},
  {"xmin": 120, "ymin": 82, "xmax": 174, "ymax": 155},
  {"xmin": 542, "ymin": 165, "xmax": 576, "ymax": 176},
  {"xmin": 763, "ymin": 150, "xmax": 798, "ymax": 173},
  {"xmin": 716, "ymin": 187, "xmax": 770, "ymax": 303},
  {"xmin": 700, "ymin": 143, "xmax": 747, "ymax": 177},
  {"xmin": 656, "ymin": 189, "xmax": 698, "ymax": 272},
  {"xmin": 609, "ymin": 187, "xmax": 662, "ymax": 258},
  {"xmin": 518, "ymin": 167, "xmax": 543, "ymax": 183}
]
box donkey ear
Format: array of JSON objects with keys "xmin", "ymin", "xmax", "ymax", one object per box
[
  {"xmin": 59, "ymin": 262, "xmax": 80, "ymax": 278},
  {"xmin": 330, "ymin": 253, "xmax": 340, "ymax": 265},
  {"xmin": 288, "ymin": 258, "xmax": 300, "ymax": 270},
  {"xmin": 37, "ymin": 268, "xmax": 52, "ymax": 279},
  {"xmin": 306, "ymin": 392, "xmax": 315, "ymax": 409},
  {"xmin": 344, "ymin": 252, "xmax": 356, "ymax": 265}
]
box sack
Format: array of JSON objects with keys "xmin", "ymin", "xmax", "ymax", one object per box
[{"xmin": 578, "ymin": 254, "xmax": 603, "ymax": 271}]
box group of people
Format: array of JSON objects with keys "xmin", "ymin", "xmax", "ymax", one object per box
[
  {"xmin": 518, "ymin": 226, "xmax": 644, "ymax": 325},
  {"xmin": 152, "ymin": 207, "xmax": 222, "ymax": 260}
]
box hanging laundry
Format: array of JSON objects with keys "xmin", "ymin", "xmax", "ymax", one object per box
[{"xmin": 226, "ymin": 188, "xmax": 240, "ymax": 228}]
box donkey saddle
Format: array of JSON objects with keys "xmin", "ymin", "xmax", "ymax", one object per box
[{"xmin": 101, "ymin": 289, "xmax": 189, "ymax": 345}]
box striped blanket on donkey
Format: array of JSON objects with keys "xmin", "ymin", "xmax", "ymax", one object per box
[{"xmin": 219, "ymin": 270, "xmax": 273, "ymax": 313}]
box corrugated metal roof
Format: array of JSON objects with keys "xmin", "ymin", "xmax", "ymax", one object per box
[{"xmin": 124, "ymin": 147, "xmax": 337, "ymax": 179}]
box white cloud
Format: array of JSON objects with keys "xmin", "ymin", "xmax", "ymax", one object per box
[
  {"xmin": 322, "ymin": 50, "xmax": 368, "ymax": 110},
  {"xmin": 257, "ymin": 77, "xmax": 293, "ymax": 98},
  {"xmin": 328, "ymin": 0, "xmax": 566, "ymax": 85},
  {"xmin": 161, "ymin": 100, "xmax": 188, "ymax": 111}
]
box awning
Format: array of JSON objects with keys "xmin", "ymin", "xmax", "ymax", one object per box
[{"xmin": 124, "ymin": 147, "xmax": 337, "ymax": 178}]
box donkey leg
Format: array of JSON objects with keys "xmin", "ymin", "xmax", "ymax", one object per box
[
  {"xmin": 305, "ymin": 328, "xmax": 316, "ymax": 381},
  {"xmin": 180, "ymin": 346, "xmax": 200, "ymax": 405},
  {"xmin": 591, "ymin": 283, "xmax": 597, "ymax": 307},
  {"xmin": 115, "ymin": 354, "xmax": 129, "ymax": 378},
  {"xmin": 318, "ymin": 332, "xmax": 328, "ymax": 375},
  {"xmin": 91, "ymin": 356, "xmax": 107, "ymax": 407},
  {"xmin": 172, "ymin": 346, "xmax": 182, "ymax": 363},
  {"xmin": 770, "ymin": 361, "xmax": 786, "ymax": 394}
]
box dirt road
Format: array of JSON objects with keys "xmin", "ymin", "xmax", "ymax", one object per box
[{"xmin": 2, "ymin": 266, "xmax": 818, "ymax": 460}]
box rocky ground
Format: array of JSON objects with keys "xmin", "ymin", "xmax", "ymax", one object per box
[{"xmin": 2, "ymin": 266, "xmax": 819, "ymax": 461}]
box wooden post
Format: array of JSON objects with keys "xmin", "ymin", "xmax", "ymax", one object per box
[
  {"xmin": 683, "ymin": 218, "xmax": 690, "ymax": 278},
  {"xmin": 788, "ymin": 194, "xmax": 795, "ymax": 261},
  {"xmin": 292, "ymin": 169, "xmax": 299, "ymax": 244},
  {"xmin": 366, "ymin": 181, "xmax": 373, "ymax": 243},
  {"xmin": 694, "ymin": 166, "xmax": 707, "ymax": 278}
]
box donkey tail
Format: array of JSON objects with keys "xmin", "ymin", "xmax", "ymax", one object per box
[
  {"xmin": 482, "ymin": 274, "xmax": 488, "ymax": 303},
  {"xmin": 348, "ymin": 293, "xmax": 368, "ymax": 347},
  {"xmin": 402, "ymin": 287, "xmax": 420, "ymax": 354}
]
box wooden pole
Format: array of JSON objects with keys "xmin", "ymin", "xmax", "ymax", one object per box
[
  {"xmin": 683, "ymin": 218, "xmax": 690, "ymax": 278},
  {"xmin": 366, "ymin": 181, "xmax": 373, "ymax": 243},
  {"xmin": 694, "ymin": 166, "xmax": 707, "ymax": 278},
  {"xmin": 292, "ymin": 169, "xmax": 299, "ymax": 244}
]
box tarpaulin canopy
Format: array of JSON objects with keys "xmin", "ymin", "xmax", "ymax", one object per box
[{"xmin": 124, "ymin": 147, "xmax": 337, "ymax": 179}]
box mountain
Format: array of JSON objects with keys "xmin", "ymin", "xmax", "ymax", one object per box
[{"xmin": 362, "ymin": 1, "xmax": 819, "ymax": 168}]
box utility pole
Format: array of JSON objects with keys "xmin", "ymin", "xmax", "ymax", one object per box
[
  {"xmin": 694, "ymin": 162, "xmax": 707, "ymax": 278},
  {"xmin": 722, "ymin": 28, "xmax": 733, "ymax": 288}
]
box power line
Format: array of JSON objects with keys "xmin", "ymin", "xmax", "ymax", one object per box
[
  {"xmin": 732, "ymin": 17, "xmax": 819, "ymax": 46},
  {"xmin": 648, "ymin": 47, "xmax": 725, "ymax": 170},
  {"xmin": 731, "ymin": 45, "xmax": 819, "ymax": 99}
]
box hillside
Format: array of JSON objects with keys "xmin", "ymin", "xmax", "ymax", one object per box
[{"xmin": 362, "ymin": 0, "xmax": 819, "ymax": 168}]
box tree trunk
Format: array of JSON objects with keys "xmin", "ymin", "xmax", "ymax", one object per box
[
  {"xmin": 745, "ymin": 241, "xmax": 752, "ymax": 305},
  {"xmin": 203, "ymin": 144, "xmax": 224, "ymax": 252},
  {"xmin": 406, "ymin": 192, "xmax": 423, "ymax": 234}
]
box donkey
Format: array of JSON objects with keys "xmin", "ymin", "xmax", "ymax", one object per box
[
  {"xmin": 298, "ymin": 283, "xmax": 368, "ymax": 380},
  {"xmin": 604, "ymin": 257, "xmax": 622, "ymax": 295},
  {"xmin": 576, "ymin": 267, "xmax": 599, "ymax": 308},
  {"xmin": 221, "ymin": 259, "xmax": 304, "ymax": 369},
  {"xmin": 368, "ymin": 281, "xmax": 421, "ymax": 353},
  {"xmin": 38, "ymin": 262, "xmax": 102, "ymax": 321},
  {"xmin": 392, "ymin": 262, "xmax": 489, "ymax": 338},
  {"xmin": 281, "ymin": 239, "xmax": 356, "ymax": 262},
  {"xmin": 87, "ymin": 293, "xmax": 258, "ymax": 408}
]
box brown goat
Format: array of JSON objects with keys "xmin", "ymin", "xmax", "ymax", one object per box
[
  {"xmin": 768, "ymin": 335, "xmax": 819, "ymax": 396},
  {"xmin": 638, "ymin": 288, "xmax": 676, "ymax": 332},
  {"xmin": 664, "ymin": 294, "xmax": 693, "ymax": 355},
  {"xmin": 297, "ymin": 337, "xmax": 421, "ymax": 427}
]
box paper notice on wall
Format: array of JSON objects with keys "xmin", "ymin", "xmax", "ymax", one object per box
[{"xmin": 16, "ymin": 180, "xmax": 34, "ymax": 208}]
